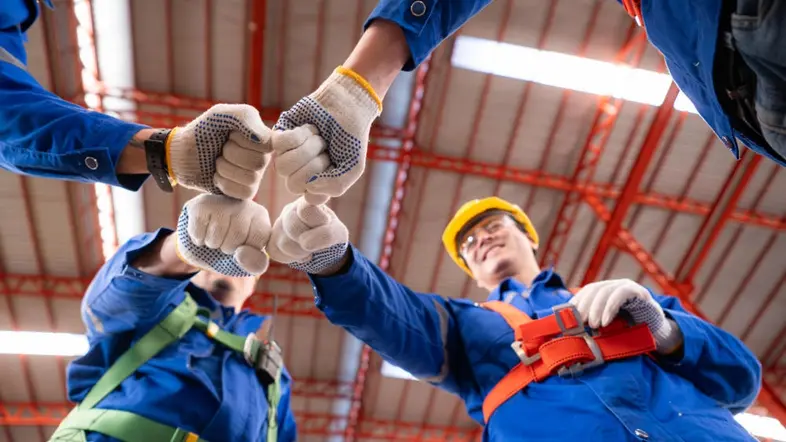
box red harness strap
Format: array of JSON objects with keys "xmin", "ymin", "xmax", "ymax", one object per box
[
  {"xmin": 621, "ymin": 0, "xmax": 643, "ymax": 26},
  {"xmin": 480, "ymin": 301, "xmax": 656, "ymax": 423}
]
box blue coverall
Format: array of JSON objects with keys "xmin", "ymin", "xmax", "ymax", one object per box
[
  {"xmin": 366, "ymin": 0, "xmax": 786, "ymax": 166},
  {"xmin": 68, "ymin": 229, "xmax": 298, "ymax": 441},
  {"xmin": 311, "ymin": 245, "xmax": 762, "ymax": 441},
  {"xmin": 0, "ymin": 0, "xmax": 149, "ymax": 189}
]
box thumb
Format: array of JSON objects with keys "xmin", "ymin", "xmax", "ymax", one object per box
[
  {"xmin": 271, "ymin": 124, "xmax": 319, "ymax": 154},
  {"xmin": 210, "ymin": 104, "xmax": 271, "ymax": 149},
  {"xmin": 298, "ymin": 222, "xmax": 348, "ymax": 252},
  {"xmin": 296, "ymin": 197, "xmax": 333, "ymax": 227},
  {"xmin": 234, "ymin": 245, "xmax": 270, "ymax": 275},
  {"xmin": 304, "ymin": 192, "xmax": 330, "ymax": 206}
]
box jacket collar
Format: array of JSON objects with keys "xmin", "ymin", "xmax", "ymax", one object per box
[{"xmin": 486, "ymin": 267, "xmax": 568, "ymax": 302}]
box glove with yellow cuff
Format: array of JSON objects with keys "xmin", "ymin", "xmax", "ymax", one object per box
[
  {"xmin": 273, "ymin": 66, "xmax": 382, "ymax": 204},
  {"xmin": 166, "ymin": 104, "xmax": 273, "ymax": 200}
]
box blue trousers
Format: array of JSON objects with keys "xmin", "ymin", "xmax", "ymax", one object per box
[{"xmin": 732, "ymin": 0, "xmax": 786, "ymax": 161}]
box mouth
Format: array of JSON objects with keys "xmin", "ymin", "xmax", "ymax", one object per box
[
  {"xmin": 209, "ymin": 279, "xmax": 232, "ymax": 299},
  {"xmin": 481, "ymin": 244, "xmax": 503, "ymax": 262}
]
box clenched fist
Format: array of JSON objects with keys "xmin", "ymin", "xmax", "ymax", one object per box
[
  {"xmin": 267, "ymin": 197, "xmax": 349, "ymax": 274},
  {"xmin": 176, "ymin": 194, "xmax": 272, "ymax": 277},
  {"xmin": 273, "ymin": 67, "xmax": 382, "ymax": 204},
  {"xmin": 168, "ymin": 104, "xmax": 272, "ymax": 199}
]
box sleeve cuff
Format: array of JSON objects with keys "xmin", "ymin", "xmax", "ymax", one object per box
[
  {"xmin": 308, "ymin": 244, "xmax": 367, "ymax": 310},
  {"xmin": 84, "ymin": 114, "xmax": 150, "ymax": 190},
  {"xmin": 364, "ymin": 0, "xmax": 437, "ymax": 72},
  {"xmin": 658, "ymin": 308, "xmax": 706, "ymax": 368}
]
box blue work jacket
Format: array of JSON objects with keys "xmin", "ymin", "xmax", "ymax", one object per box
[
  {"xmin": 366, "ymin": 0, "xmax": 786, "ymax": 167},
  {"xmin": 67, "ymin": 229, "xmax": 297, "ymax": 442},
  {"xmin": 0, "ymin": 0, "xmax": 149, "ymax": 189},
  {"xmin": 311, "ymin": 245, "xmax": 762, "ymax": 441}
]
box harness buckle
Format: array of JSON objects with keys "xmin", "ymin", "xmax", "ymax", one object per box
[
  {"xmin": 510, "ymin": 341, "xmax": 541, "ymax": 366},
  {"xmin": 552, "ymin": 304, "xmax": 584, "ymax": 336},
  {"xmin": 557, "ymin": 334, "xmax": 606, "ymax": 378}
]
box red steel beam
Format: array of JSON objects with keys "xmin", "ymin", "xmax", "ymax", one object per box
[
  {"xmin": 539, "ymin": 28, "xmax": 645, "ymax": 269},
  {"xmin": 412, "ymin": 3, "xmax": 516, "ymax": 432},
  {"xmin": 673, "ymin": 150, "xmax": 762, "ymax": 287},
  {"xmin": 344, "ymin": 57, "xmax": 434, "ymax": 442},
  {"xmin": 246, "ymin": 0, "xmax": 267, "ymax": 110},
  {"xmin": 364, "ymin": 144, "xmax": 785, "ymax": 231},
  {"xmin": 582, "ymin": 82, "xmax": 680, "ymax": 284}
]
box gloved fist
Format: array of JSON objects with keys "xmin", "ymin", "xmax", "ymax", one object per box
[
  {"xmin": 267, "ymin": 197, "xmax": 349, "ymax": 274},
  {"xmin": 176, "ymin": 194, "xmax": 272, "ymax": 277},
  {"xmin": 169, "ymin": 104, "xmax": 272, "ymax": 199},
  {"xmin": 569, "ymin": 279, "xmax": 683, "ymax": 353},
  {"xmin": 273, "ymin": 67, "xmax": 382, "ymax": 203}
]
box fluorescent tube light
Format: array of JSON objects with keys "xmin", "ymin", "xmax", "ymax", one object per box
[
  {"xmin": 0, "ymin": 331, "xmax": 89, "ymax": 356},
  {"xmin": 451, "ymin": 35, "xmax": 698, "ymax": 114}
]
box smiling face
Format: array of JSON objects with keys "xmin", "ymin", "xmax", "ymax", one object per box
[{"xmin": 458, "ymin": 212, "xmax": 540, "ymax": 291}]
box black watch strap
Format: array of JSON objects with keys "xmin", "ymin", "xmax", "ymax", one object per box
[{"xmin": 144, "ymin": 129, "xmax": 174, "ymax": 192}]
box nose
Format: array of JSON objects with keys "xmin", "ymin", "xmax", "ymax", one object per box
[{"xmin": 473, "ymin": 230, "xmax": 495, "ymax": 258}]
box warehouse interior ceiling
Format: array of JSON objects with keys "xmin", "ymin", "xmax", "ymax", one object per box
[{"xmin": 0, "ymin": 0, "xmax": 785, "ymax": 441}]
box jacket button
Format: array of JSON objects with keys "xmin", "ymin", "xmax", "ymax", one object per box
[
  {"xmin": 634, "ymin": 429, "xmax": 649, "ymax": 439},
  {"xmin": 84, "ymin": 156, "xmax": 99, "ymax": 170},
  {"xmin": 410, "ymin": 0, "xmax": 426, "ymax": 17}
]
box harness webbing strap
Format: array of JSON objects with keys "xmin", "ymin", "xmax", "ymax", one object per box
[
  {"xmin": 51, "ymin": 293, "xmax": 282, "ymax": 442},
  {"xmin": 52, "ymin": 408, "xmax": 205, "ymax": 442},
  {"xmin": 480, "ymin": 301, "xmax": 656, "ymax": 423},
  {"xmin": 80, "ymin": 296, "xmax": 198, "ymax": 410}
]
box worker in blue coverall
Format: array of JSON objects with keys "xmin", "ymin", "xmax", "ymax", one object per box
[
  {"xmin": 256, "ymin": 162, "xmax": 762, "ymax": 441},
  {"xmin": 51, "ymin": 193, "xmax": 298, "ymax": 441},
  {"xmin": 1, "ymin": 0, "xmax": 271, "ymax": 200},
  {"xmin": 271, "ymin": 0, "xmax": 786, "ymax": 210}
]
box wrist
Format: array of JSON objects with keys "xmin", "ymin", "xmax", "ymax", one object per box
[
  {"xmin": 116, "ymin": 128, "xmax": 158, "ymax": 175},
  {"xmin": 310, "ymin": 249, "xmax": 351, "ymax": 276},
  {"xmin": 132, "ymin": 232, "xmax": 199, "ymax": 278},
  {"xmin": 655, "ymin": 319, "xmax": 684, "ymax": 355},
  {"xmin": 343, "ymin": 19, "xmax": 408, "ymax": 99}
]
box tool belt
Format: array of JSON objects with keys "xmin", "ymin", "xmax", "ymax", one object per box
[
  {"xmin": 49, "ymin": 293, "xmax": 283, "ymax": 442},
  {"xmin": 480, "ymin": 301, "xmax": 657, "ymax": 423}
]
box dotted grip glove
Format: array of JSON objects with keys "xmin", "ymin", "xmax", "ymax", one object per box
[
  {"xmin": 176, "ymin": 194, "xmax": 272, "ymax": 277},
  {"xmin": 569, "ymin": 279, "xmax": 683, "ymax": 354},
  {"xmin": 168, "ymin": 104, "xmax": 273, "ymax": 200},
  {"xmin": 273, "ymin": 67, "xmax": 382, "ymax": 205},
  {"xmin": 266, "ymin": 197, "xmax": 349, "ymax": 274}
]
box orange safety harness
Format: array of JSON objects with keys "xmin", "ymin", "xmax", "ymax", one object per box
[
  {"xmin": 479, "ymin": 301, "xmax": 657, "ymax": 423},
  {"xmin": 621, "ymin": 0, "xmax": 644, "ymax": 27}
]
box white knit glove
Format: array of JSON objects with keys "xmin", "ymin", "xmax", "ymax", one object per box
[
  {"xmin": 569, "ymin": 279, "xmax": 683, "ymax": 354},
  {"xmin": 176, "ymin": 194, "xmax": 272, "ymax": 277},
  {"xmin": 273, "ymin": 67, "xmax": 381, "ymax": 204},
  {"xmin": 270, "ymin": 125, "xmax": 331, "ymax": 205},
  {"xmin": 266, "ymin": 197, "xmax": 349, "ymax": 274},
  {"xmin": 168, "ymin": 104, "xmax": 272, "ymax": 199}
]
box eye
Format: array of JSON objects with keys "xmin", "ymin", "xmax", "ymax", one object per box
[
  {"xmin": 486, "ymin": 221, "xmax": 504, "ymax": 233},
  {"xmin": 461, "ymin": 235, "xmax": 477, "ymax": 253}
]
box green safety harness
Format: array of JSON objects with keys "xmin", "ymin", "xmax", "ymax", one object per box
[{"xmin": 49, "ymin": 293, "xmax": 282, "ymax": 442}]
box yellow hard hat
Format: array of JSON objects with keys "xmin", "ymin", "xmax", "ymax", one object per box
[{"xmin": 441, "ymin": 196, "xmax": 539, "ymax": 277}]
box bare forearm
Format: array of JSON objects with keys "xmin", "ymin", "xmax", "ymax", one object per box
[
  {"xmin": 131, "ymin": 231, "xmax": 198, "ymax": 277},
  {"xmin": 343, "ymin": 20, "xmax": 410, "ymax": 99},
  {"xmin": 115, "ymin": 128, "xmax": 160, "ymax": 175}
]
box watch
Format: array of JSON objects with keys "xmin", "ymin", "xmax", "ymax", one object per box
[{"xmin": 144, "ymin": 129, "xmax": 174, "ymax": 192}]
